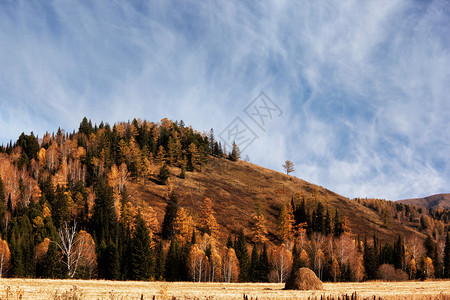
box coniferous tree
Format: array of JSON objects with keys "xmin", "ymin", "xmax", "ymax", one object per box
[
  {"xmin": 249, "ymin": 244, "xmax": 258, "ymax": 282},
  {"xmin": 363, "ymin": 236, "xmax": 378, "ymax": 280},
  {"xmin": 161, "ymin": 192, "xmax": 179, "ymax": 240},
  {"xmin": 313, "ymin": 202, "xmax": 324, "ymax": 233},
  {"xmin": 155, "ymin": 240, "xmax": 165, "ymax": 280},
  {"xmin": 98, "ymin": 240, "xmax": 119, "ymax": 280},
  {"xmin": 165, "ymin": 237, "xmax": 181, "ymax": 281},
  {"xmin": 128, "ymin": 212, "xmax": 154, "ymax": 280},
  {"xmin": 333, "ymin": 209, "xmax": 343, "ymax": 237},
  {"xmin": 444, "ymin": 233, "xmax": 450, "ymax": 278},
  {"xmin": 234, "ymin": 228, "xmax": 250, "ymax": 282},
  {"xmin": 91, "ymin": 178, "xmax": 117, "ymax": 243},
  {"xmin": 324, "ymin": 208, "xmax": 332, "ymax": 235},
  {"xmin": 39, "ymin": 242, "xmax": 63, "ymax": 278},
  {"xmin": 226, "ymin": 234, "xmax": 233, "ymax": 249},
  {"xmin": 158, "ymin": 164, "xmax": 170, "ymax": 184},
  {"xmin": 258, "ymin": 243, "xmax": 270, "ymax": 282},
  {"xmin": 229, "ymin": 142, "xmax": 240, "ymax": 161},
  {"xmin": 393, "ymin": 235, "xmax": 404, "ymax": 269}
]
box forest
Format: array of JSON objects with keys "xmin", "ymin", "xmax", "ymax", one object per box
[{"xmin": 0, "ymin": 117, "xmax": 449, "ymax": 282}]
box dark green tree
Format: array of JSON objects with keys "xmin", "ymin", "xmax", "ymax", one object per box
[
  {"xmin": 161, "ymin": 192, "xmax": 179, "ymax": 240},
  {"xmin": 444, "ymin": 233, "xmax": 450, "ymax": 278},
  {"xmin": 234, "ymin": 228, "xmax": 250, "ymax": 282},
  {"xmin": 128, "ymin": 212, "xmax": 154, "ymax": 280},
  {"xmin": 165, "ymin": 237, "xmax": 182, "ymax": 281},
  {"xmin": 393, "ymin": 235, "xmax": 404, "ymax": 269},
  {"xmin": 313, "ymin": 202, "xmax": 324, "ymax": 233},
  {"xmin": 249, "ymin": 244, "xmax": 258, "ymax": 282},
  {"xmin": 91, "ymin": 178, "xmax": 117, "ymax": 243},
  {"xmin": 98, "ymin": 240, "xmax": 119, "ymax": 280},
  {"xmin": 155, "ymin": 239, "xmax": 165, "ymax": 280},
  {"xmin": 16, "ymin": 132, "xmax": 40, "ymax": 161},
  {"xmin": 333, "ymin": 209, "xmax": 343, "ymax": 237},
  {"xmin": 37, "ymin": 242, "xmax": 62, "ymax": 278},
  {"xmin": 158, "ymin": 164, "xmax": 170, "ymax": 184}
]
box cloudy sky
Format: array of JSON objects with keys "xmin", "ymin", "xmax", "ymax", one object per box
[{"xmin": 1, "ymin": 0, "xmax": 449, "ymax": 200}]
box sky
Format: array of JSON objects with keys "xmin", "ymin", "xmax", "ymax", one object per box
[{"xmin": 1, "ymin": 0, "xmax": 449, "ymax": 200}]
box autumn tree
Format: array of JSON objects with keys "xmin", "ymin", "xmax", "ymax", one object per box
[
  {"xmin": 222, "ymin": 247, "xmax": 240, "ymax": 282},
  {"xmin": 278, "ymin": 203, "xmax": 295, "ymax": 245},
  {"xmin": 229, "ymin": 142, "xmax": 240, "ymax": 162},
  {"xmin": 282, "ymin": 160, "xmax": 294, "ymax": 175},
  {"xmin": 251, "ymin": 203, "xmax": 268, "ymax": 245},
  {"xmin": 424, "ymin": 256, "xmax": 434, "ymax": 278},
  {"xmin": 75, "ymin": 231, "xmax": 97, "ymax": 278},
  {"xmin": 56, "ymin": 222, "xmax": 79, "ymax": 278},
  {"xmin": 187, "ymin": 143, "xmax": 200, "ymax": 171},
  {"xmin": 0, "ymin": 238, "xmax": 11, "ymax": 278},
  {"xmin": 174, "ymin": 207, "xmax": 195, "ymax": 246},
  {"xmin": 271, "ymin": 244, "xmax": 292, "ymax": 283},
  {"xmin": 331, "ymin": 258, "xmax": 340, "ymax": 282},
  {"xmin": 200, "ymin": 198, "xmax": 219, "ymax": 238},
  {"xmin": 188, "ymin": 244, "xmax": 207, "ymax": 282}
]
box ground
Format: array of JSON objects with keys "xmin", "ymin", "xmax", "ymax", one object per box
[{"xmin": 0, "ymin": 279, "xmax": 449, "ymax": 299}]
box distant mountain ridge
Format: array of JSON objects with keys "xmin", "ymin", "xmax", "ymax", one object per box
[{"xmin": 397, "ymin": 193, "xmax": 450, "ymax": 210}]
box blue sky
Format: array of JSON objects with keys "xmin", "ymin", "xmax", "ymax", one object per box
[{"xmin": 1, "ymin": 0, "xmax": 449, "ymax": 200}]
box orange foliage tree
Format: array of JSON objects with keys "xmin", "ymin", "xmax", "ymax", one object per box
[{"xmin": 0, "ymin": 238, "xmax": 11, "ymax": 278}]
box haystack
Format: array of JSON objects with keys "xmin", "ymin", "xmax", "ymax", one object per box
[{"xmin": 284, "ymin": 267, "xmax": 323, "ymax": 290}]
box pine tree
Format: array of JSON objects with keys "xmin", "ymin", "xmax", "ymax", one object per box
[
  {"xmin": 161, "ymin": 192, "xmax": 179, "ymax": 240},
  {"xmin": 155, "ymin": 240, "xmax": 165, "ymax": 280},
  {"xmin": 444, "ymin": 233, "xmax": 450, "ymax": 278},
  {"xmin": 234, "ymin": 228, "xmax": 250, "ymax": 282},
  {"xmin": 158, "ymin": 164, "xmax": 170, "ymax": 184},
  {"xmin": 333, "ymin": 209, "xmax": 343, "ymax": 237},
  {"xmin": 98, "ymin": 240, "xmax": 119, "ymax": 280},
  {"xmin": 229, "ymin": 142, "xmax": 240, "ymax": 161},
  {"xmin": 165, "ymin": 237, "xmax": 182, "ymax": 281},
  {"xmin": 313, "ymin": 202, "xmax": 324, "ymax": 233},
  {"xmin": 91, "ymin": 178, "xmax": 117, "ymax": 243},
  {"xmin": 128, "ymin": 212, "xmax": 154, "ymax": 280},
  {"xmin": 40, "ymin": 242, "xmax": 62, "ymax": 278},
  {"xmin": 249, "ymin": 244, "xmax": 258, "ymax": 282},
  {"xmin": 393, "ymin": 235, "xmax": 404, "ymax": 270}
]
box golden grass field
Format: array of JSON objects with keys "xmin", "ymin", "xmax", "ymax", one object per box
[{"xmin": 0, "ymin": 279, "xmax": 449, "ymax": 300}]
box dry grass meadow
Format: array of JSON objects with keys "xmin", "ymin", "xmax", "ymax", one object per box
[{"xmin": 0, "ymin": 279, "xmax": 449, "ymax": 300}]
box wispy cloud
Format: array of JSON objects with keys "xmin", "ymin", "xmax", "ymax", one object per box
[{"xmin": 0, "ymin": 0, "xmax": 449, "ymax": 200}]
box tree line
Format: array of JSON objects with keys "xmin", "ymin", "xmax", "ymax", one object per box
[{"xmin": 0, "ymin": 117, "xmax": 448, "ymax": 282}]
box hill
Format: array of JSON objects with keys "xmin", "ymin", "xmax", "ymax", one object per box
[
  {"xmin": 398, "ymin": 193, "xmax": 450, "ymax": 210},
  {"xmin": 1, "ymin": 117, "xmax": 448, "ymax": 282},
  {"xmin": 127, "ymin": 155, "xmax": 424, "ymax": 244}
]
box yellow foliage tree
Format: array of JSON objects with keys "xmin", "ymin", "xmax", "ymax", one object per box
[
  {"xmin": 331, "ymin": 258, "xmax": 340, "ymax": 282},
  {"xmin": 174, "ymin": 208, "xmax": 195, "ymax": 245},
  {"xmin": 188, "ymin": 244, "xmax": 207, "ymax": 282},
  {"xmin": 222, "ymin": 247, "xmax": 240, "ymax": 283},
  {"xmin": 278, "ymin": 203, "xmax": 295, "ymax": 243},
  {"xmin": 201, "ymin": 198, "xmax": 219, "ymax": 238},
  {"xmin": 299, "ymin": 249, "xmax": 310, "ymax": 268},
  {"xmin": 272, "ymin": 244, "xmax": 293, "ymax": 283},
  {"xmin": 251, "ymin": 203, "xmax": 268, "ymax": 244},
  {"xmin": 0, "ymin": 238, "xmax": 11, "ymax": 278},
  {"xmin": 424, "ymin": 256, "xmax": 434, "ymax": 278}
]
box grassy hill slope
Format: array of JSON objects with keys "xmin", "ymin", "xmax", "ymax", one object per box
[{"xmin": 127, "ymin": 156, "xmax": 423, "ymax": 244}]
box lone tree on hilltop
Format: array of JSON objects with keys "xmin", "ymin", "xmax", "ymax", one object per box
[
  {"xmin": 282, "ymin": 160, "xmax": 294, "ymax": 175},
  {"xmin": 229, "ymin": 142, "xmax": 240, "ymax": 161}
]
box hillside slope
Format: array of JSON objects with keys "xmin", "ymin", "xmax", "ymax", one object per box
[
  {"xmin": 398, "ymin": 193, "xmax": 450, "ymax": 210},
  {"xmin": 128, "ymin": 156, "xmax": 423, "ymax": 244}
]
